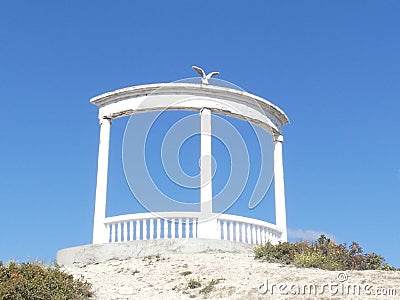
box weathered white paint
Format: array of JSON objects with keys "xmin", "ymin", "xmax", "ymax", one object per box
[{"xmin": 90, "ymin": 83, "xmax": 288, "ymax": 135}]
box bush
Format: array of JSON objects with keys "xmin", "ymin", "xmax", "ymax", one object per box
[
  {"xmin": 254, "ymin": 242, "xmax": 292, "ymax": 264},
  {"xmin": 0, "ymin": 261, "xmax": 93, "ymax": 300},
  {"xmin": 254, "ymin": 235, "xmax": 399, "ymax": 271},
  {"xmin": 187, "ymin": 278, "xmax": 202, "ymax": 289},
  {"xmin": 200, "ymin": 278, "xmax": 223, "ymax": 294},
  {"xmin": 293, "ymin": 248, "xmax": 340, "ymax": 270},
  {"xmin": 254, "ymin": 241, "xmax": 305, "ymax": 264}
]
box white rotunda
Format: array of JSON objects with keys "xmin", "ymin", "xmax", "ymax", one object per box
[{"xmin": 57, "ymin": 70, "xmax": 290, "ymax": 265}]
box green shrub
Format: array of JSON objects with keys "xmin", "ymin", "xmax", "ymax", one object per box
[
  {"xmin": 364, "ymin": 253, "xmax": 386, "ymax": 270},
  {"xmin": 180, "ymin": 270, "xmax": 192, "ymax": 276},
  {"xmin": 0, "ymin": 261, "xmax": 93, "ymax": 300},
  {"xmin": 200, "ymin": 278, "xmax": 223, "ymax": 294},
  {"xmin": 254, "ymin": 242, "xmax": 297, "ymax": 264},
  {"xmin": 254, "ymin": 235, "xmax": 398, "ymax": 271},
  {"xmin": 187, "ymin": 278, "xmax": 202, "ymax": 289},
  {"xmin": 293, "ymin": 249, "xmax": 340, "ymax": 270}
]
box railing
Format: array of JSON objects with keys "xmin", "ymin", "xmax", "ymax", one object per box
[
  {"xmin": 217, "ymin": 214, "xmax": 282, "ymax": 245},
  {"xmin": 104, "ymin": 212, "xmax": 283, "ymax": 245},
  {"xmin": 104, "ymin": 212, "xmax": 199, "ymax": 243}
]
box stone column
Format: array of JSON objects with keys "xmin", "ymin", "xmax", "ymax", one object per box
[
  {"xmin": 197, "ymin": 108, "xmax": 217, "ymax": 239},
  {"xmin": 93, "ymin": 117, "xmax": 112, "ymax": 244},
  {"xmin": 273, "ymin": 134, "xmax": 287, "ymax": 242}
]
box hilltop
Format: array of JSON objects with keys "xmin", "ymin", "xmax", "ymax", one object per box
[{"xmin": 62, "ymin": 252, "xmax": 400, "ymax": 299}]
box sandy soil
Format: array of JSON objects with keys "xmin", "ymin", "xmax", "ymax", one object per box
[{"xmin": 62, "ymin": 252, "xmax": 400, "ymax": 299}]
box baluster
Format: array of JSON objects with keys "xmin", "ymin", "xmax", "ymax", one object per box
[
  {"xmin": 149, "ymin": 218, "xmax": 154, "ymax": 240},
  {"xmin": 115, "ymin": 223, "xmax": 120, "ymax": 242},
  {"xmin": 171, "ymin": 218, "xmax": 176, "ymax": 238},
  {"xmin": 157, "ymin": 218, "xmax": 161, "ymax": 239},
  {"xmin": 235, "ymin": 222, "xmax": 240, "ymax": 242},
  {"xmin": 178, "ymin": 218, "xmax": 182, "ymax": 238},
  {"xmin": 256, "ymin": 226, "xmax": 261, "ymax": 245},
  {"xmin": 243, "ymin": 224, "xmax": 247, "ymax": 243},
  {"xmin": 106, "ymin": 224, "xmax": 110, "ymax": 243},
  {"xmin": 143, "ymin": 219, "xmax": 147, "ymax": 240},
  {"xmin": 185, "ymin": 218, "xmax": 189, "ymax": 238},
  {"xmin": 123, "ymin": 222, "xmax": 127, "ymax": 242},
  {"xmin": 163, "ymin": 219, "xmax": 168, "ymax": 239},
  {"xmin": 261, "ymin": 227, "xmax": 266, "ymax": 244},
  {"xmin": 246, "ymin": 224, "xmax": 251, "ymax": 243},
  {"xmin": 215, "ymin": 219, "xmax": 220, "ymax": 239},
  {"xmin": 193, "ymin": 218, "xmax": 197, "ymax": 238},
  {"xmin": 242, "ymin": 223, "xmax": 249, "ymax": 243},
  {"xmin": 111, "ymin": 223, "xmax": 116, "ymax": 243},
  {"xmin": 229, "ymin": 222, "xmax": 234, "ymax": 241},
  {"xmin": 251, "ymin": 226, "xmax": 256, "ymax": 244},
  {"xmin": 129, "ymin": 221, "xmax": 134, "ymax": 241},
  {"xmin": 222, "ymin": 220, "xmax": 228, "ymax": 240},
  {"xmin": 241, "ymin": 223, "xmax": 246, "ymax": 243},
  {"xmin": 136, "ymin": 220, "xmax": 140, "ymax": 240}
]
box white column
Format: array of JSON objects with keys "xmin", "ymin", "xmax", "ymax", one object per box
[
  {"xmin": 273, "ymin": 134, "xmax": 287, "ymax": 242},
  {"xmin": 93, "ymin": 117, "xmax": 112, "ymax": 244},
  {"xmin": 197, "ymin": 108, "xmax": 217, "ymax": 239}
]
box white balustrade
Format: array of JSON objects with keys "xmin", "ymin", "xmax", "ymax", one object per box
[
  {"xmin": 105, "ymin": 213, "xmax": 199, "ymax": 243},
  {"xmin": 104, "ymin": 212, "xmax": 283, "ymax": 245},
  {"xmin": 217, "ymin": 214, "xmax": 283, "ymax": 245}
]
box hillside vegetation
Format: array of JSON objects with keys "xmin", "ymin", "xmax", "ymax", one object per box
[
  {"xmin": 254, "ymin": 234, "xmax": 398, "ymax": 271},
  {"xmin": 0, "ymin": 261, "xmax": 93, "ymax": 300}
]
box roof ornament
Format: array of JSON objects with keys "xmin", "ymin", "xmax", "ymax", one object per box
[{"xmin": 192, "ymin": 65, "xmax": 219, "ymax": 85}]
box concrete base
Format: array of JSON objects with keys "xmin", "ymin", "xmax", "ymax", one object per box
[{"xmin": 57, "ymin": 239, "xmax": 254, "ymax": 266}]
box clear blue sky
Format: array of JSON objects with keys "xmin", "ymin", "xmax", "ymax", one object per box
[{"xmin": 1, "ymin": 1, "xmax": 399, "ymax": 267}]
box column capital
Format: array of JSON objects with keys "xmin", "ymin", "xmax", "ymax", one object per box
[
  {"xmin": 273, "ymin": 134, "xmax": 284, "ymax": 143},
  {"xmin": 99, "ymin": 116, "xmax": 112, "ymax": 125},
  {"xmin": 200, "ymin": 107, "xmax": 211, "ymax": 115}
]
